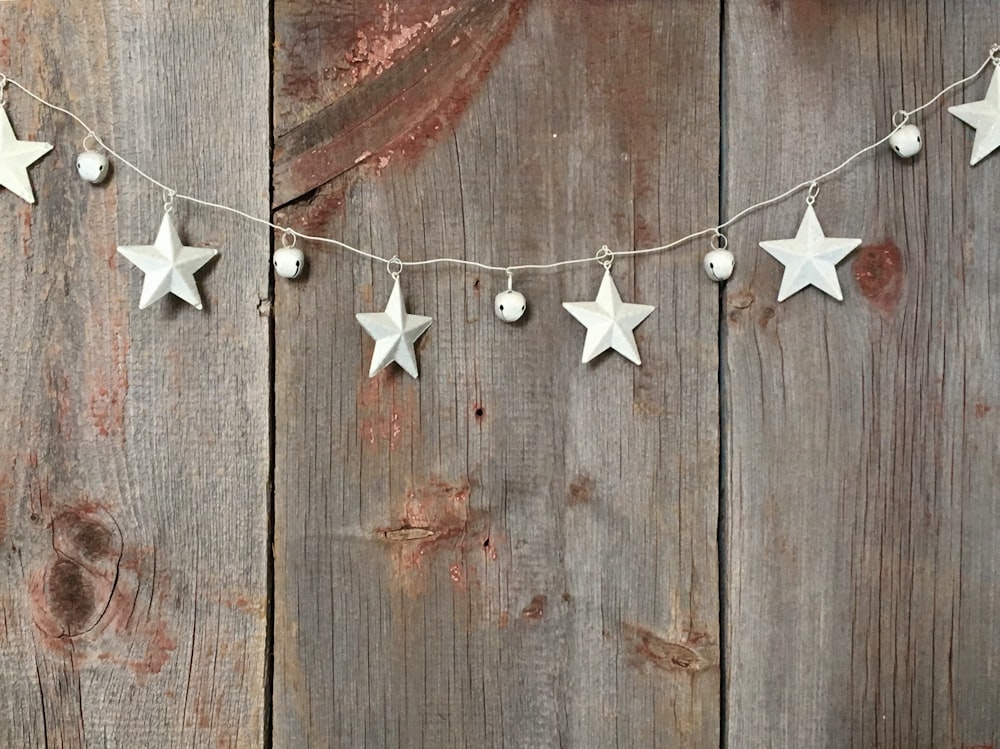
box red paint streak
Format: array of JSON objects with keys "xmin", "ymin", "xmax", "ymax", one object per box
[
  {"xmin": 0, "ymin": 473, "xmax": 10, "ymax": 544},
  {"xmin": 852, "ymin": 240, "xmax": 904, "ymax": 315},
  {"xmin": 138, "ymin": 625, "xmax": 178, "ymax": 677},
  {"xmin": 274, "ymin": 1, "xmax": 529, "ymax": 204},
  {"xmin": 622, "ymin": 622, "xmax": 713, "ymax": 674},
  {"xmin": 378, "ymin": 477, "xmax": 494, "ymax": 597},
  {"xmin": 225, "ymin": 595, "xmax": 266, "ymax": 619},
  {"xmin": 44, "ymin": 371, "xmax": 73, "ymax": 440},
  {"xmin": 521, "ymin": 594, "xmax": 546, "ymax": 621},
  {"xmin": 345, "ymin": 3, "xmax": 457, "ymax": 84},
  {"xmin": 87, "ymin": 311, "xmax": 130, "ymax": 439},
  {"xmin": 17, "ymin": 203, "xmax": 32, "ymax": 258},
  {"xmin": 568, "ymin": 474, "xmax": 595, "ymax": 505},
  {"xmin": 357, "ymin": 370, "xmax": 414, "ymax": 451},
  {"xmin": 400, "ymin": 478, "xmax": 472, "ymax": 569}
]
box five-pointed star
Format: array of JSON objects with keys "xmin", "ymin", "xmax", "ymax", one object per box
[
  {"xmin": 117, "ymin": 212, "xmax": 218, "ymax": 310},
  {"xmin": 0, "ymin": 108, "xmax": 52, "ymax": 203},
  {"xmin": 759, "ymin": 205, "xmax": 861, "ymax": 302},
  {"xmin": 562, "ymin": 270, "xmax": 655, "ymax": 365},
  {"xmin": 950, "ymin": 66, "xmax": 1000, "ymax": 165},
  {"xmin": 356, "ymin": 279, "xmax": 432, "ymax": 378}
]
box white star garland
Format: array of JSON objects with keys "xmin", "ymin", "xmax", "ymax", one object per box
[
  {"xmin": 0, "ymin": 107, "xmax": 52, "ymax": 203},
  {"xmin": 950, "ymin": 64, "xmax": 1000, "ymax": 165},
  {"xmin": 356, "ymin": 277, "xmax": 432, "ymax": 378},
  {"xmin": 0, "ymin": 45, "xmax": 998, "ymax": 370},
  {"xmin": 759, "ymin": 203, "xmax": 861, "ymax": 302},
  {"xmin": 563, "ymin": 269, "xmax": 654, "ymax": 365},
  {"xmin": 117, "ymin": 211, "xmax": 218, "ymax": 310}
]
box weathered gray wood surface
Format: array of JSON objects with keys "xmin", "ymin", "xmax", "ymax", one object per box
[
  {"xmin": 724, "ymin": 2, "xmax": 1000, "ymax": 747},
  {"xmin": 272, "ymin": 1, "xmax": 721, "ymax": 746},
  {"xmin": 0, "ymin": 1, "xmax": 270, "ymax": 747},
  {"xmin": 4, "ymin": 1, "xmax": 1000, "ymax": 747}
]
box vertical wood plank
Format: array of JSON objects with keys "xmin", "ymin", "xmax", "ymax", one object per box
[
  {"xmin": 273, "ymin": 1, "xmax": 722, "ymax": 746},
  {"xmin": 724, "ymin": 1, "xmax": 1000, "ymax": 745},
  {"xmin": 0, "ymin": 1, "xmax": 270, "ymax": 746}
]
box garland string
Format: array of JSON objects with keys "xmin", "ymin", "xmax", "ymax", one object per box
[{"xmin": 1, "ymin": 45, "xmax": 997, "ymax": 278}]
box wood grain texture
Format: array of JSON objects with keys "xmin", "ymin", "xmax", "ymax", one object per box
[
  {"xmin": 272, "ymin": 1, "xmax": 721, "ymax": 747},
  {"xmin": 724, "ymin": 2, "xmax": 1000, "ymax": 746},
  {"xmin": 0, "ymin": 1, "xmax": 270, "ymax": 747}
]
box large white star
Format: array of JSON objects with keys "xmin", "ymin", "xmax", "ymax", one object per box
[
  {"xmin": 950, "ymin": 66, "xmax": 1000, "ymax": 165},
  {"xmin": 0, "ymin": 108, "xmax": 52, "ymax": 203},
  {"xmin": 562, "ymin": 270, "xmax": 654, "ymax": 365},
  {"xmin": 759, "ymin": 205, "xmax": 861, "ymax": 302},
  {"xmin": 356, "ymin": 279, "xmax": 432, "ymax": 378},
  {"xmin": 117, "ymin": 212, "xmax": 218, "ymax": 310}
]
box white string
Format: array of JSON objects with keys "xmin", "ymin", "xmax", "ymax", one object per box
[{"xmin": 1, "ymin": 46, "xmax": 996, "ymax": 278}]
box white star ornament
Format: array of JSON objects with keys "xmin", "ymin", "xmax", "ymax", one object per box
[
  {"xmin": 950, "ymin": 66, "xmax": 1000, "ymax": 165},
  {"xmin": 356, "ymin": 279, "xmax": 432, "ymax": 378},
  {"xmin": 758, "ymin": 205, "xmax": 861, "ymax": 302},
  {"xmin": 117, "ymin": 212, "xmax": 218, "ymax": 310},
  {"xmin": 562, "ymin": 270, "xmax": 655, "ymax": 365},
  {"xmin": 0, "ymin": 107, "xmax": 53, "ymax": 203}
]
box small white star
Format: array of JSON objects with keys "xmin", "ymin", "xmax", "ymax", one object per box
[
  {"xmin": 117, "ymin": 212, "xmax": 218, "ymax": 310},
  {"xmin": 562, "ymin": 270, "xmax": 654, "ymax": 365},
  {"xmin": 759, "ymin": 205, "xmax": 861, "ymax": 302},
  {"xmin": 0, "ymin": 107, "xmax": 52, "ymax": 203},
  {"xmin": 356, "ymin": 278, "xmax": 432, "ymax": 378},
  {"xmin": 950, "ymin": 66, "xmax": 1000, "ymax": 166}
]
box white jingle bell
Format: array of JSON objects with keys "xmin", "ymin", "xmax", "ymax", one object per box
[
  {"xmin": 703, "ymin": 248, "xmax": 735, "ymax": 282},
  {"xmin": 889, "ymin": 123, "xmax": 922, "ymax": 158},
  {"xmin": 273, "ymin": 247, "xmax": 305, "ymax": 279},
  {"xmin": 494, "ymin": 289, "xmax": 526, "ymax": 322},
  {"xmin": 77, "ymin": 150, "xmax": 110, "ymax": 184}
]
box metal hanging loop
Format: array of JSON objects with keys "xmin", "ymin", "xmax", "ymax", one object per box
[
  {"xmin": 892, "ymin": 110, "xmax": 910, "ymax": 128},
  {"xmin": 163, "ymin": 189, "xmax": 176, "ymax": 214},
  {"xmin": 281, "ymin": 228, "xmax": 297, "ymax": 249},
  {"xmin": 386, "ymin": 256, "xmax": 403, "ymax": 280},
  {"xmin": 82, "ymin": 131, "xmax": 101, "ymax": 153},
  {"xmin": 710, "ymin": 231, "xmax": 728, "ymax": 251},
  {"xmin": 595, "ymin": 245, "xmax": 614, "ymax": 271},
  {"xmin": 805, "ymin": 182, "xmax": 820, "ymax": 206}
]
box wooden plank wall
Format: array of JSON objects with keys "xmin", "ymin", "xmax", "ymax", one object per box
[
  {"xmin": 0, "ymin": 1, "xmax": 270, "ymax": 747},
  {"xmin": 724, "ymin": 2, "xmax": 1000, "ymax": 747},
  {"xmin": 272, "ymin": 1, "xmax": 721, "ymax": 747},
  {"xmin": 2, "ymin": 1, "xmax": 1000, "ymax": 747}
]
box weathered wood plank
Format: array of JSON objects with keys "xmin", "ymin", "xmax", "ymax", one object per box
[
  {"xmin": 273, "ymin": 1, "xmax": 721, "ymax": 746},
  {"xmin": 0, "ymin": 1, "xmax": 270, "ymax": 746},
  {"xmin": 724, "ymin": 2, "xmax": 1000, "ymax": 746}
]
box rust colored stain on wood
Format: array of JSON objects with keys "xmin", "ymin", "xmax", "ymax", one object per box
[
  {"xmin": 377, "ymin": 477, "xmax": 497, "ymax": 595},
  {"xmin": 357, "ymin": 371, "xmax": 416, "ymax": 451},
  {"xmin": 520, "ymin": 594, "xmax": 546, "ymax": 621},
  {"xmin": 568, "ymin": 474, "xmax": 595, "ymax": 505},
  {"xmin": 87, "ymin": 311, "xmax": 130, "ymax": 439},
  {"xmin": 622, "ymin": 622, "xmax": 717, "ymax": 675},
  {"xmin": 0, "ymin": 472, "xmax": 10, "ymax": 543},
  {"xmin": 852, "ymin": 239, "xmax": 904, "ymax": 316},
  {"xmin": 975, "ymin": 403, "xmax": 993, "ymax": 418},
  {"xmin": 273, "ymin": 0, "xmax": 530, "ymax": 206}
]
